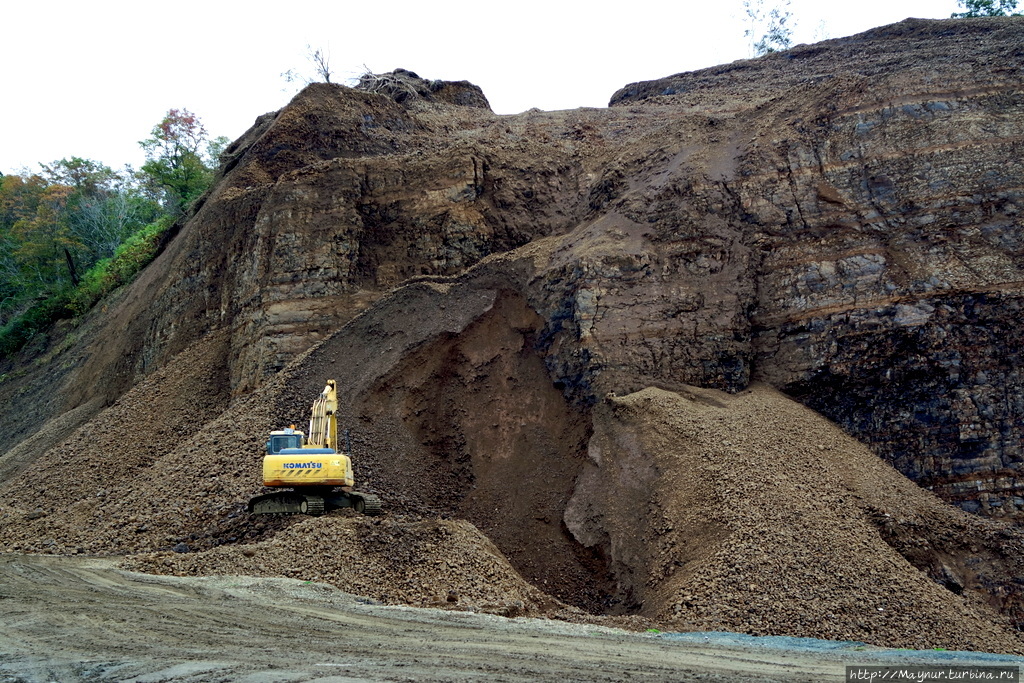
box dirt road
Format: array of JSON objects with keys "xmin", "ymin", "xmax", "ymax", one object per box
[{"xmin": 1, "ymin": 555, "xmax": 1019, "ymax": 682}]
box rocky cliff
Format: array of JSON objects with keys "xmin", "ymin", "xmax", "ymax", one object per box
[
  {"xmin": 10, "ymin": 18, "xmax": 1015, "ymax": 517},
  {"xmin": 608, "ymin": 18, "xmax": 1024, "ymax": 517},
  {"xmin": 1, "ymin": 17, "xmax": 1024, "ymax": 651}
]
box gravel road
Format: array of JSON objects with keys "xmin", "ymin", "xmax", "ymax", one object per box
[{"xmin": 2, "ymin": 554, "xmax": 1020, "ymax": 682}]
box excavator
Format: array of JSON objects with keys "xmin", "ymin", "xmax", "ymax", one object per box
[{"xmin": 247, "ymin": 380, "xmax": 382, "ymax": 516}]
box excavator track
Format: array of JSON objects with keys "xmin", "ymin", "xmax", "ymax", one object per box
[
  {"xmin": 351, "ymin": 492, "xmax": 382, "ymax": 516},
  {"xmin": 248, "ymin": 492, "xmax": 304, "ymax": 515},
  {"xmin": 249, "ymin": 489, "xmax": 382, "ymax": 516},
  {"xmin": 300, "ymin": 496, "xmax": 325, "ymax": 516}
]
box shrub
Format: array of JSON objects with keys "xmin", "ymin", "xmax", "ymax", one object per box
[{"xmin": 0, "ymin": 216, "xmax": 174, "ymax": 359}]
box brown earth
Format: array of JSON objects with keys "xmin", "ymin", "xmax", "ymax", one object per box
[
  {"xmin": 1, "ymin": 16, "xmax": 1024, "ymax": 663},
  {"xmin": 15, "ymin": 555, "xmax": 1016, "ymax": 683},
  {"xmin": 1, "ymin": 281, "xmax": 1023, "ymax": 652},
  {"xmin": 123, "ymin": 516, "xmax": 566, "ymax": 618}
]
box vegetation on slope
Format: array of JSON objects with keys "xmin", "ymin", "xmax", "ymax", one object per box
[{"xmin": 0, "ymin": 110, "xmax": 227, "ymax": 360}]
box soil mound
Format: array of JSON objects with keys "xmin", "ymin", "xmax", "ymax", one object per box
[
  {"xmin": 571, "ymin": 384, "xmax": 1023, "ymax": 652},
  {"xmin": 0, "ymin": 330, "xmax": 290, "ymax": 557},
  {"xmin": 123, "ymin": 515, "xmax": 557, "ymax": 617},
  {"xmin": 355, "ymin": 68, "xmax": 492, "ymax": 110}
]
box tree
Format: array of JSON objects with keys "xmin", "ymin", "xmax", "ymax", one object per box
[
  {"xmin": 309, "ymin": 46, "xmax": 332, "ymax": 84},
  {"xmin": 952, "ymin": 0, "xmax": 1020, "ymax": 16},
  {"xmin": 39, "ymin": 157, "xmax": 118, "ymax": 195},
  {"xmin": 0, "ymin": 158, "xmax": 164, "ymax": 327},
  {"xmin": 281, "ymin": 44, "xmax": 334, "ymax": 87},
  {"xmin": 139, "ymin": 108, "xmax": 220, "ymax": 216},
  {"xmin": 69, "ymin": 189, "xmax": 159, "ymax": 261},
  {"xmin": 0, "ymin": 172, "xmax": 45, "ymax": 228},
  {"xmin": 0, "ymin": 146, "xmax": 196, "ymax": 353},
  {"xmin": 8, "ymin": 182, "xmax": 78, "ymax": 288},
  {"xmin": 744, "ymin": 0, "xmax": 794, "ymax": 56},
  {"xmin": 37, "ymin": 157, "xmax": 161, "ymax": 270}
]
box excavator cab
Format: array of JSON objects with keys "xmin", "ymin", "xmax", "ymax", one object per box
[{"xmin": 266, "ymin": 428, "xmax": 304, "ymax": 454}]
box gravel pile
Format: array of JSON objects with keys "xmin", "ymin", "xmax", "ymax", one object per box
[
  {"xmin": 122, "ymin": 515, "xmax": 559, "ymax": 617},
  {"xmin": 576, "ymin": 385, "xmax": 1024, "ymax": 653},
  {"xmin": 0, "ymin": 331, "xmax": 280, "ymax": 555}
]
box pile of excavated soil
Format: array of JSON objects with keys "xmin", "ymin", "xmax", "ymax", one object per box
[
  {"xmin": 573, "ymin": 385, "xmax": 1024, "ymax": 653},
  {"xmin": 0, "ymin": 330, "xmax": 278, "ymax": 556},
  {"xmin": 122, "ymin": 515, "xmax": 562, "ymax": 618}
]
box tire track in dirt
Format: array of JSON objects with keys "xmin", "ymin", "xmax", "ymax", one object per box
[{"xmin": 5, "ymin": 554, "xmax": 1019, "ymax": 683}]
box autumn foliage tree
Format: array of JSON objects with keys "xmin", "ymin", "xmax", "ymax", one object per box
[
  {"xmin": 139, "ymin": 108, "xmax": 227, "ymax": 216},
  {"xmin": 0, "ymin": 108, "xmax": 227, "ymax": 357}
]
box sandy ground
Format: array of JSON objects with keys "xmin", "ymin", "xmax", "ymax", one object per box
[{"xmin": 1, "ymin": 554, "xmax": 1020, "ymax": 683}]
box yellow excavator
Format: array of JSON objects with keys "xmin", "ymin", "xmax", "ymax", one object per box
[{"xmin": 247, "ymin": 380, "xmax": 382, "ymax": 516}]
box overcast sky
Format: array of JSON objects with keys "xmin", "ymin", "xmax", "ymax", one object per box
[{"xmin": 2, "ymin": 0, "xmax": 962, "ymax": 176}]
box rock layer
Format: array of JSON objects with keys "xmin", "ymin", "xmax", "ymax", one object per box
[
  {"xmin": 5, "ymin": 22, "xmax": 1018, "ymax": 516},
  {"xmin": 1, "ymin": 16, "xmax": 1024, "ymax": 652}
]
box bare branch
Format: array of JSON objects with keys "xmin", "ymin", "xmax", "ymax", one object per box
[{"xmin": 310, "ymin": 45, "xmax": 332, "ymax": 84}]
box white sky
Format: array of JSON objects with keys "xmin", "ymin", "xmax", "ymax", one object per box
[{"xmin": 2, "ymin": 0, "xmax": 961, "ymax": 176}]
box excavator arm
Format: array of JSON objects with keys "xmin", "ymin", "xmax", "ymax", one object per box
[{"xmin": 306, "ymin": 380, "xmax": 338, "ymax": 450}]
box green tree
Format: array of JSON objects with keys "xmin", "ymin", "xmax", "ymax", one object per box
[
  {"xmin": 0, "ymin": 111, "xmax": 228, "ymax": 355},
  {"xmin": 69, "ymin": 187, "xmax": 161, "ymax": 261},
  {"xmin": 952, "ymin": 0, "xmax": 1020, "ymax": 16},
  {"xmin": 37, "ymin": 157, "xmax": 161, "ymax": 274},
  {"xmin": 139, "ymin": 109, "xmax": 222, "ymax": 216},
  {"xmin": 0, "ymin": 160, "xmax": 163, "ymax": 328},
  {"xmin": 39, "ymin": 157, "xmax": 119, "ymax": 195}
]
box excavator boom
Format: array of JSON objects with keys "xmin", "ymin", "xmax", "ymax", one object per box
[{"xmin": 306, "ymin": 380, "xmax": 338, "ymax": 450}]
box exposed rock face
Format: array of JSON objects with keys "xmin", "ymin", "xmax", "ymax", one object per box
[
  {"xmin": 606, "ymin": 18, "xmax": 1024, "ymax": 516},
  {"xmin": 5, "ymin": 19, "xmax": 1022, "ymax": 514},
  {"xmin": 2, "ymin": 17, "xmax": 1024, "ymax": 650}
]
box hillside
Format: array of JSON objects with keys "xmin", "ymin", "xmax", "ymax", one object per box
[{"xmin": 1, "ymin": 17, "xmax": 1023, "ymax": 653}]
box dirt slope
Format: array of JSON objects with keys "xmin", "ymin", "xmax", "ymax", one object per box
[
  {"xmin": 1, "ymin": 17, "xmax": 1024, "ymax": 658},
  {"xmin": 571, "ymin": 385, "xmax": 1023, "ymax": 651}
]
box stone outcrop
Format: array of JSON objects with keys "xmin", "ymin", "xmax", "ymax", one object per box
[
  {"xmin": 2, "ymin": 20, "xmax": 1023, "ymax": 529},
  {"xmin": 3, "ymin": 18, "xmax": 1024, "ymax": 649}
]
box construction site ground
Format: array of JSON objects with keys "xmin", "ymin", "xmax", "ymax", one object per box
[{"xmin": 2, "ymin": 554, "xmax": 1020, "ymax": 683}]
